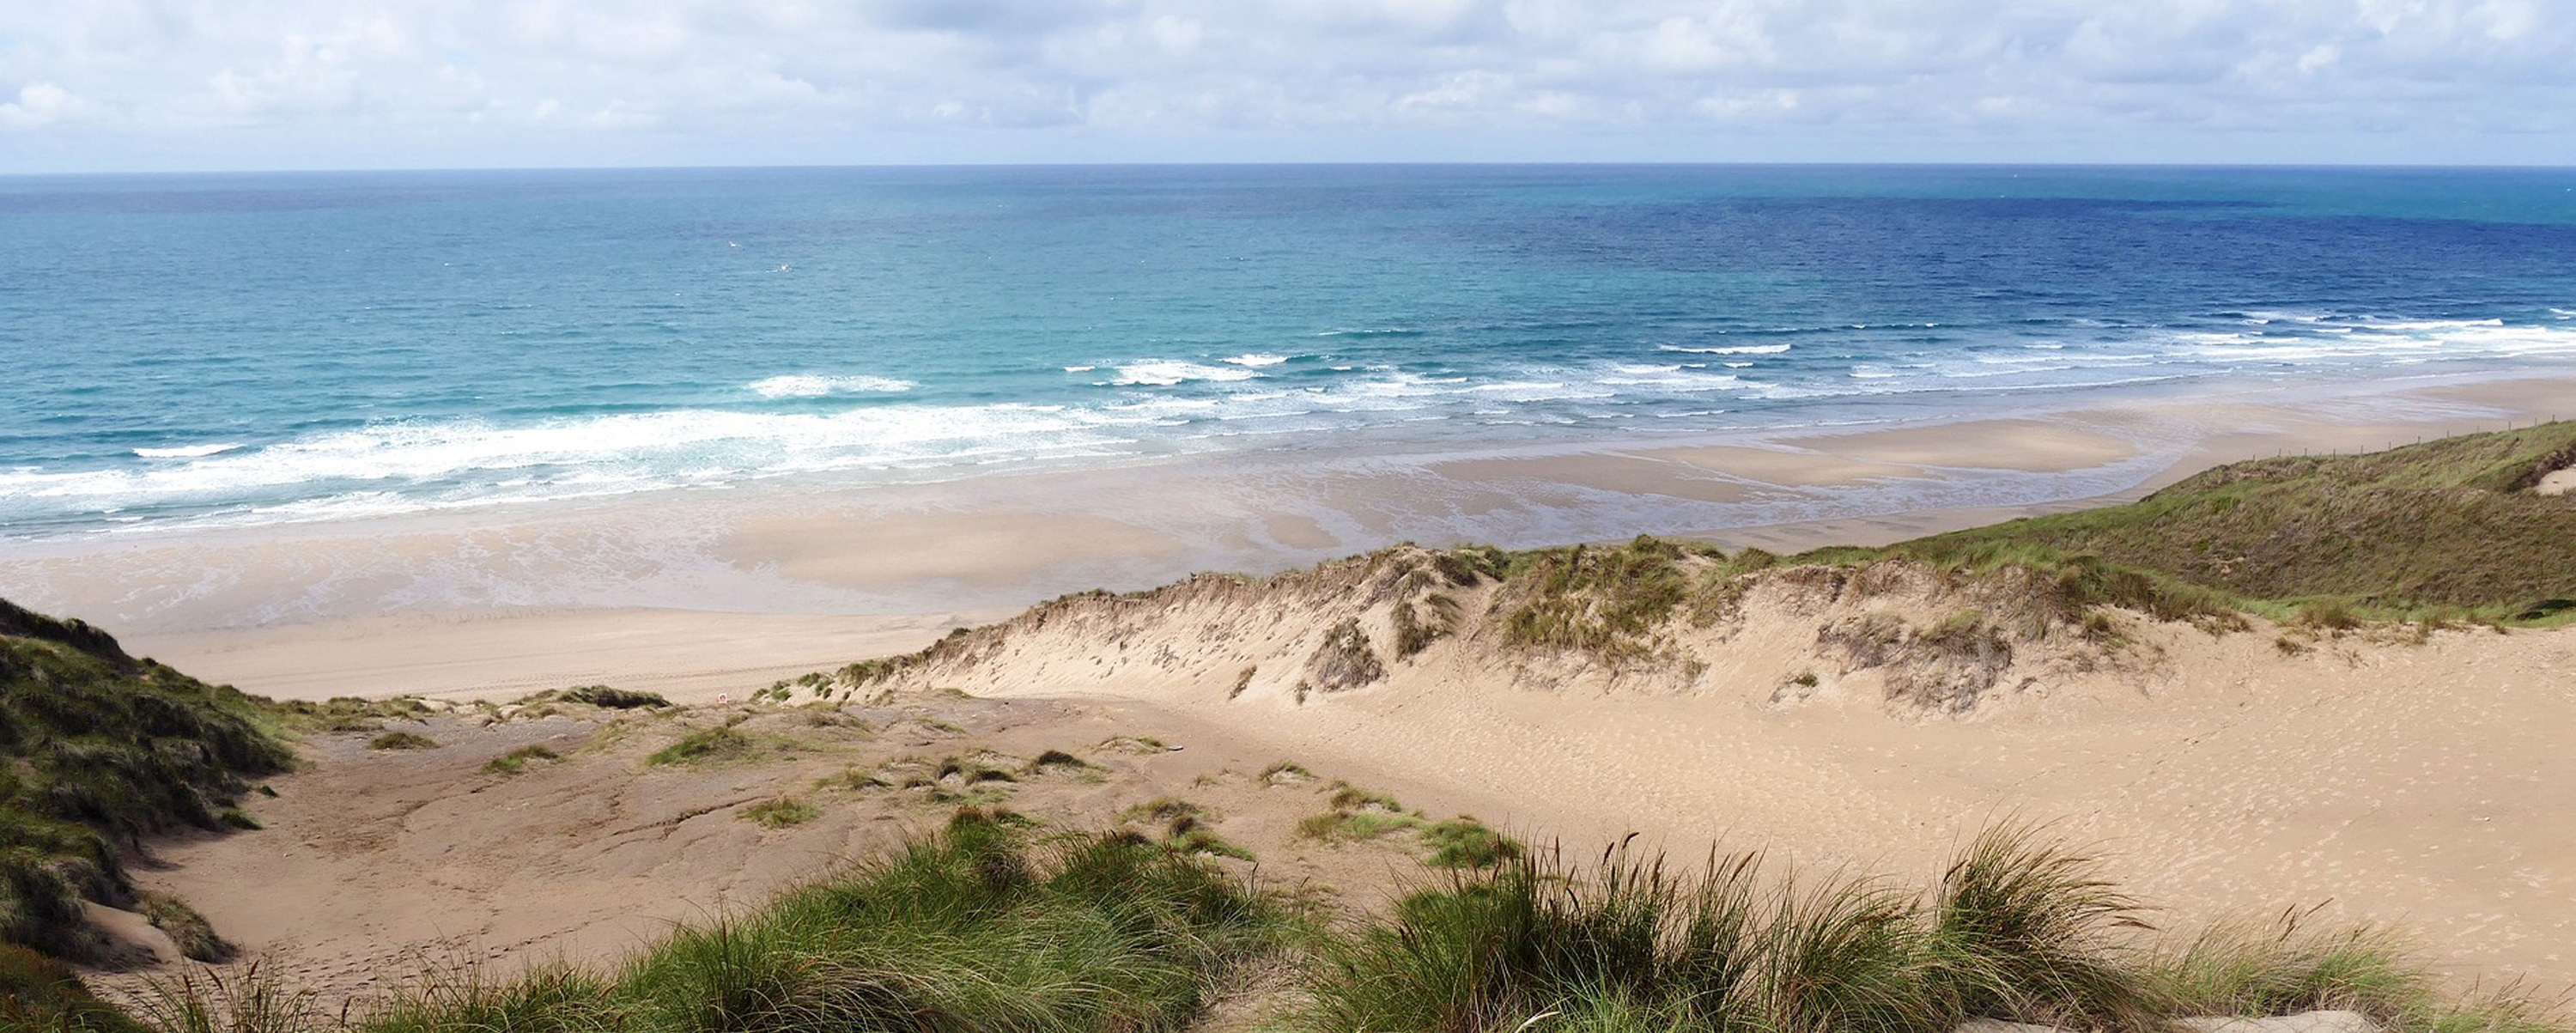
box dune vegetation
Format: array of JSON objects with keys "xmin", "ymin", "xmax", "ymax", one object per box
[
  {"xmin": 21, "ymin": 808, "xmax": 1298, "ymax": 1033},
  {"xmin": 1868, "ymin": 420, "xmax": 2576, "ymax": 623},
  {"xmin": 1308, "ymin": 824, "xmax": 2567, "ymax": 1033},
  {"xmin": 15, "ymin": 816, "xmax": 2563, "ymax": 1033},
  {"xmin": 0, "ymin": 599, "xmax": 290, "ymax": 962}
]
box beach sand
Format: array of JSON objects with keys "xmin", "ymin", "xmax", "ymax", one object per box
[
  {"xmin": 3, "ymin": 370, "xmax": 2564, "ymax": 701},
  {"xmin": 22, "ymin": 368, "xmax": 2576, "ymax": 1000}
]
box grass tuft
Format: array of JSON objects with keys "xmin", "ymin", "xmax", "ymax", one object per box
[
  {"xmin": 140, "ymin": 892, "xmax": 234, "ymax": 963},
  {"xmin": 739, "ymin": 797, "xmax": 821, "ymax": 829},
  {"xmin": 646, "ymin": 726, "xmax": 756, "ymax": 767},
  {"xmin": 0, "ymin": 942, "xmax": 148, "ymax": 1032},
  {"xmin": 479, "ymin": 744, "xmax": 560, "ymax": 775},
  {"xmin": 366, "ymin": 732, "xmax": 437, "ymax": 751},
  {"xmin": 1420, "ymin": 817, "xmax": 1523, "ymax": 870},
  {"xmin": 1929, "ymin": 823, "xmax": 2159, "ymax": 1030},
  {"xmin": 560, "ymin": 684, "xmax": 671, "ymax": 709}
]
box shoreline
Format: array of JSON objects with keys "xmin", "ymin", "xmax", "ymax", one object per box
[{"xmin": 2, "ymin": 368, "xmax": 2569, "ymax": 702}]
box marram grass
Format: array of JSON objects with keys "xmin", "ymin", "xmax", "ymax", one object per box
[
  {"xmin": 104, "ymin": 807, "xmax": 1302, "ymax": 1033},
  {"xmin": 1302, "ymin": 825, "xmax": 2574, "ymax": 1033},
  {"xmin": 60, "ymin": 823, "xmax": 2576, "ymax": 1033}
]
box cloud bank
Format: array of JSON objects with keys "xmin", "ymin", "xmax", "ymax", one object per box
[{"xmin": 2, "ymin": 0, "xmax": 2568, "ymax": 171}]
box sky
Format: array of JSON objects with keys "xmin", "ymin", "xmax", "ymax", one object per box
[{"xmin": 1, "ymin": 0, "xmax": 2570, "ymax": 173}]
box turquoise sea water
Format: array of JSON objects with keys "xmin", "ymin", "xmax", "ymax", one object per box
[{"xmin": 3, "ymin": 164, "xmax": 2574, "ymax": 539}]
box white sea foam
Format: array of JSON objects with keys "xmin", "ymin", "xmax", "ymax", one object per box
[
  {"xmin": 1063, "ymin": 365, "xmax": 1097, "ymax": 373},
  {"xmin": 134, "ymin": 443, "xmax": 244, "ymax": 459},
  {"xmin": 1220, "ymin": 353, "xmax": 1290, "ymax": 367},
  {"xmin": 2369, "ymin": 319, "xmax": 2504, "ymax": 331},
  {"xmin": 1660, "ymin": 343, "xmax": 1793, "ymax": 355},
  {"xmin": 748, "ymin": 374, "xmax": 917, "ymax": 398},
  {"xmin": 1592, "ymin": 363, "xmax": 1746, "ymax": 390},
  {"xmin": 1111, "ymin": 361, "xmax": 1260, "ymax": 386}
]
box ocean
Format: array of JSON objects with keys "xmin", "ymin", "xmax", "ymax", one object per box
[{"xmin": 4, "ymin": 164, "xmax": 2574, "ymax": 540}]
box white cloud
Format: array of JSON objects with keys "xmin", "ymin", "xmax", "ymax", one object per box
[{"xmin": 0, "ymin": 0, "xmax": 2567, "ymax": 169}]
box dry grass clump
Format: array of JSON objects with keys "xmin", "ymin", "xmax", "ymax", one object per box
[
  {"xmin": 1305, "ymin": 618, "xmax": 1385, "ymax": 694},
  {"xmin": 1497, "ymin": 537, "xmax": 1704, "ymax": 659},
  {"xmin": 1260, "ymin": 760, "xmax": 1315, "ymax": 785},
  {"xmin": 1392, "ymin": 592, "xmax": 1463, "ymax": 659},
  {"xmin": 1097, "ymin": 735, "xmax": 1168, "ymax": 755},
  {"xmin": 1118, "ymin": 798, "xmax": 1256, "ymax": 862}
]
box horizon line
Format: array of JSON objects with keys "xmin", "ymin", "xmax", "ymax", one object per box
[{"xmin": 9, "ymin": 157, "xmax": 2576, "ymax": 179}]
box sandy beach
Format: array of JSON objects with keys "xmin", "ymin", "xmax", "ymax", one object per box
[
  {"xmin": 3, "ymin": 369, "xmax": 2561, "ymax": 702},
  {"xmin": 15, "ymin": 367, "xmax": 2576, "ymax": 1009}
]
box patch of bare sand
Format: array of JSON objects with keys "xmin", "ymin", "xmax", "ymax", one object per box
[
  {"xmin": 716, "ymin": 508, "xmax": 1187, "ymax": 589},
  {"xmin": 1430, "ymin": 453, "xmax": 1765, "ymax": 502},
  {"xmin": 1767, "ymin": 418, "xmax": 2142, "ymax": 473},
  {"xmin": 1637, "ymin": 444, "xmax": 1934, "ymax": 487},
  {"xmin": 137, "ymin": 608, "xmax": 1010, "ymax": 703},
  {"xmin": 97, "ymin": 693, "xmax": 1455, "ymax": 1010}
]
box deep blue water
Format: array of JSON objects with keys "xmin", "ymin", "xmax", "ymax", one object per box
[{"xmin": 4, "ymin": 164, "xmax": 2574, "ymax": 538}]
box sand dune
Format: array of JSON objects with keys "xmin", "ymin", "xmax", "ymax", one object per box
[{"xmin": 846, "ymin": 548, "xmax": 2576, "ymax": 986}]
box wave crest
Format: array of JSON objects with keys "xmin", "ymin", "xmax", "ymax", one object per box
[{"xmin": 749, "ymin": 374, "xmax": 917, "ymax": 398}]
